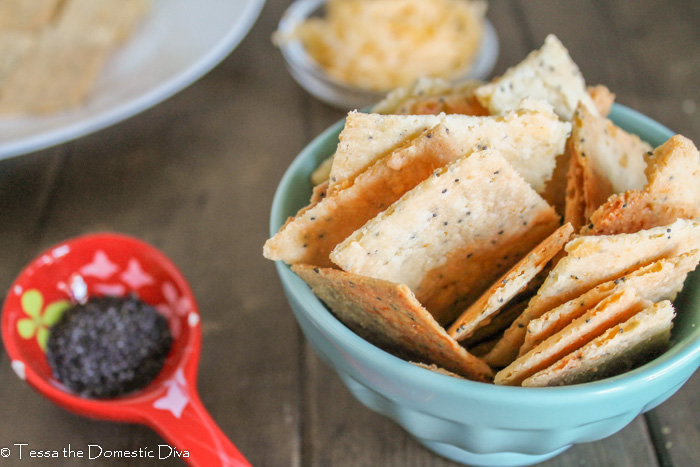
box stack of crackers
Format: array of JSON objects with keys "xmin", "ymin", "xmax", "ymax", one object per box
[
  {"xmin": 265, "ymin": 35, "xmax": 700, "ymax": 386},
  {"xmin": 0, "ymin": 0, "xmax": 149, "ymax": 115}
]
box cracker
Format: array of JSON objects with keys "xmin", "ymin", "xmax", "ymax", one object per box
[
  {"xmin": 584, "ymin": 135, "xmax": 700, "ymax": 235},
  {"xmin": 484, "ymin": 218, "xmax": 700, "ymax": 367},
  {"xmin": 330, "ymin": 145, "xmax": 560, "ymax": 325},
  {"xmin": 540, "ymin": 150, "xmax": 570, "ymax": 217},
  {"xmin": 56, "ymin": 0, "xmax": 149, "ymax": 44},
  {"xmin": 328, "ymin": 111, "xmax": 444, "ymax": 195},
  {"xmin": 330, "ymin": 100, "xmax": 569, "ymax": 196},
  {"xmin": 0, "ymin": 0, "xmax": 62, "ymax": 31},
  {"xmin": 448, "ymin": 223, "xmax": 573, "ymax": 341},
  {"xmin": 372, "ymin": 77, "xmax": 477, "ymax": 114},
  {"xmin": 264, "ymin": 104, "xmax": 569, "ymax": 267},
  {"xmin": 0, "ymin": 28, "xmax": 112, "ymax": 114},
  {"xmin": 313, "ymin": 80, "xmax": 487, "ymax": 187},
  {"xmin": 563, "ymin": 136, "xmax": 587, "ymax": 231},
  {"xmin": 520, "ymin": 249, "xmax": 700, "ymax": 355},
  {"xmin": 495, "ymin": 287, "xmax": 650, "ymax": 385},
  {"xmin": 0, "ymin": 0, "xmax": 149, "ymax": 115},
  {"xmin": 311, "ymin": 156, "xmax": 334, "ymax": 186},
  {"xmin": 411, "ymin": 362, "xmax": 465, "ymax": 379},
  {"xmin": 573, "ymin": 105, "xmax": 652, "ymax": 221},
  {"xmin": 523, "ymin": 300, "xmax": 674, "ymax": 387},
  {"xmin": 292, "ymin": 264, "xmax": 493, "ymax": 382},
  {"xmin": 383, "ymin": 79, "xmax": 488, "ymax": 116},
  {"xmin": 462, "ymin": 298, "xmax": 530, "ymax": 349},
  {"xmin": 474, "ymin": 34, "xmax": 598, "ymax": 120},
  {"xmin": 587, "ymin": 84, "xmax": 616, "ymax": 117},
  {"xmin": 544, "ymin": 86, "xmax": 617, "ymax": 216},
  {"xmin": 0, "ymin": 31, "xmax": 36, "ymax": 86},
  {"xmin": 391, "ymin": 91, "xmax": 488, "ymax": 117}
]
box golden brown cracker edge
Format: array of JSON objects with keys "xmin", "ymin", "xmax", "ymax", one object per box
[
  {"xmin": 449, "ymin": 223, "xmax": 573, "ymax": 340},
  {"xmin": 292, "ymin": 264, "xmax": 493, "ymax": 382}
]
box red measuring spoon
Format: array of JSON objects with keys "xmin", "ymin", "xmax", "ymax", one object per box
[{"xmin": 1, "ymin": 233, "xmax": 251, "ymax": 467}]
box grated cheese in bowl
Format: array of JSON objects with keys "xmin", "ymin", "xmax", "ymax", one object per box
[{"xmin": 275, "ymin": 0, "xmax": 488, "ymax": 92}]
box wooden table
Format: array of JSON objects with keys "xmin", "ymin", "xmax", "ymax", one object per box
[{"xmin": 0, "ymin": 1, "xmax": 698, "ymax": 465}]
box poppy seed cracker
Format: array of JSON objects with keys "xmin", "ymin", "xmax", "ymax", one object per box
[{"xmin": 330, "ymin": 144, "xmax": 560, "ymax": 325}]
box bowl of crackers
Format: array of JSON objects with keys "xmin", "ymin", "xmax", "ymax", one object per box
[
  {"xmin": 265, "ymin": 35, "xmax": 700, "ymax": 466},
  {"xmin": 274, "ymin": 0, "xmax": 499, "ymax": 110}
]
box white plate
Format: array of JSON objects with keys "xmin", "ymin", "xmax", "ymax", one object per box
[{"xmin": 0, "ymin": 0, "xmax": 266, "ymax": 160}]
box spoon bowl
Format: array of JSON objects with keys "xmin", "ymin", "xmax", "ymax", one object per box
[{"xmin": 2, "ymin": 233, "xmax": 250, "ymax": 467}]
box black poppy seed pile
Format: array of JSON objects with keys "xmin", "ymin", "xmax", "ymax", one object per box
[{"xmin": 46, "ymin": 294, "xmax": 172, "ymax": 399}]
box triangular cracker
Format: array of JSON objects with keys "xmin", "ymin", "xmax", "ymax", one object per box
[
  {"xmin": 0, "ymin": 0, "xmax": 62, "ymax": 32},
  {"xmin": 462, "ymin": 298, "xmax": 530, "ymax": 349},
  {"xmin": 371, "ymin": 77, "xmax": 487, "ymax": 116},
  {"xmin": 329, "ymin": 100, "xmax": 568, "ymax": 196},
  {"xmin": 541, "ymin": 85, "xmax": 615, "ymax": 216},
  {"xmin": 292, "ymin": 264, "xmax": 493, "ymax": 382},
  {"xmin": 520, "ymin": 249, "xmax": 700, "ymax": 356},
  {"xmin": 328, "ymin": 112, "xmax": 444, "ymax": 195},
  {"xmin": 523, "ymin": 300, "xmax": 675, "ymax": 387},
  {"xmin": 474, "ymin": 34, "xmax": 598, "ymax": 120},
  {"xmin": 264, "ymin": 104, "xmax": 569, "ymax": 267},
  {"xmin": 448, "ymin": 223, "xmax": 573, "ymax": 341},
  {"xmin": 311, "ymin": 80, "xmax": 487, "ymax": 187},
  {"xmin": 411, "ymin": 362, "xmax": 465, "ymax": 379},
  {"xmin": 584, "ymin": 135, "xmax": 700, "ymax": 235},
  {"xmin": 575, "ymin": 105, "xmax": 652, "ymax": 220},
  {"xmin": 484, "ymin": 219, "xmax": 700, "ymax": 367},
  {"xmin": 330, "ymin": 145, "xmax": 560, "ymax": 325},
  {"xmin": 587, "ymin": 84, "xmax": 616, "ymax": 117},
  {"xmin": 495, "ymin": 287, "xmax": 650, "ymax": 385},
  {"xmin": 0, "ymin": 0, "xmax": 149, "ymax": 115}
]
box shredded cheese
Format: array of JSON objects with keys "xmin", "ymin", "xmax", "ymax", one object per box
[{"xmin": 287, "ymin": 0, "xmax": 487, "ymax": 91}]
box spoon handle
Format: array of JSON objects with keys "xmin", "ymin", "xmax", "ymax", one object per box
[{"xmin": 139, "ymin": 390, "xmax": 252, "ymax": 467}]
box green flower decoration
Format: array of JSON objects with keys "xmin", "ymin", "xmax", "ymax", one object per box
[{"xmin": 17, "ymin": 289, "xmax": 71, "ymax": 351}]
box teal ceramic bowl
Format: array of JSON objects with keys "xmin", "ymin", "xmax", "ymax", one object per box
[{"xmin": 269, "ymin": 104, "xmax": 700, "ymax": 467}]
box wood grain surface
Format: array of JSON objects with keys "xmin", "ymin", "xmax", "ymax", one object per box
[{"xmin": 0, "ymin": 1, "xmax": 698, "ymax": 466}]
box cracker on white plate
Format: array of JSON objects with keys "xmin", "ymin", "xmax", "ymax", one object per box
[
  {"xmin": 523, "ymin": 300, "xmax": 675, "ymax": 387},
  {"xmin": 584, "ymin": 135, "xmax": 700, "ymax": 235},
  {"xmin": 264, "ymin": 103, "xmax": 569, "ymax": 267},
  {"xmin": 484, "ymin": 218, "xmax": 700, "ymax": 367},
  {"xmin": 474, "ymin": 34, "xmax": 598, "ymax": 120},
  {"xmin": 292, "ymin": 264, "xmax": 493, "ymax": 382},
  {"xmin": 448, "ymin": 223, "xmax": 573, "ymax": 341},
  {"xmin": 372, "ymin": 77, "xmax": 478, "ymax": 114},
  {"xmin": 495, "ymin": 287, "xmax": 650, "ymax": 386},
  {"xmin": 0, "ymin": 0, "xmax": 149, "ymax": 115},
  {"xmin": 519, "ymin": 249, "xmax": 700, "ymax": 356},
  {"xmin": 330, "ymin": 144, "xmax": 560, "ymax": 325}
]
